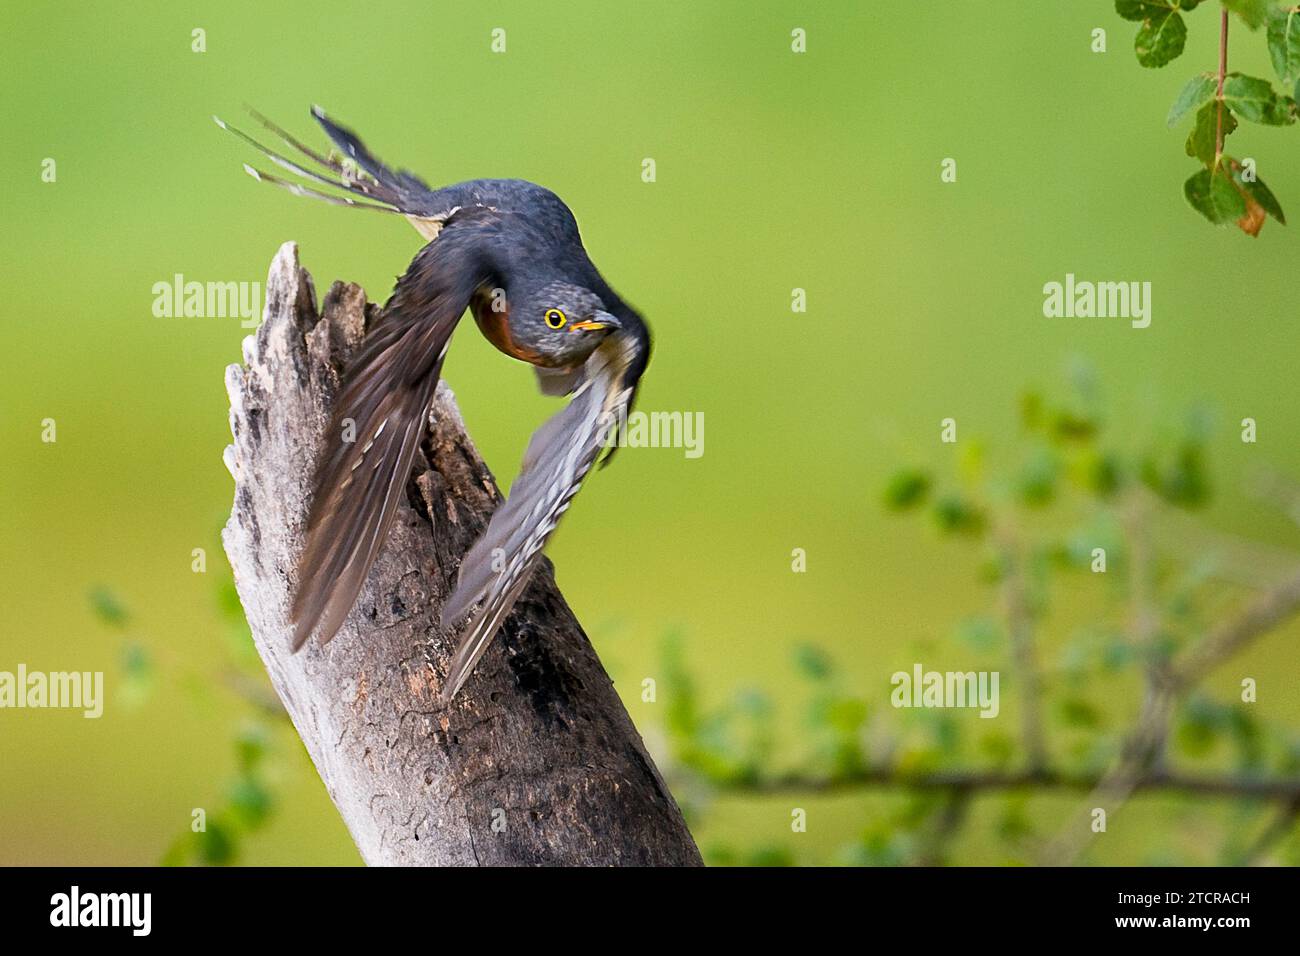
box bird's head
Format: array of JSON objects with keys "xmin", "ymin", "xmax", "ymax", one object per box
[{"xmin": 514, "ymin": 281, "xmax": 621, "ymax": 368}]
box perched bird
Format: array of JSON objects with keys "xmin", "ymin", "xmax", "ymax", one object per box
[{"xmin": 219, "ymin": 107, "xmax": 651, "ymax": 704}]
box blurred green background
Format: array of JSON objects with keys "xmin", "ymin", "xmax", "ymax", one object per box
[{"xmin": 2, "ymin": 1, "xmax": 1298, "ymax": 865}]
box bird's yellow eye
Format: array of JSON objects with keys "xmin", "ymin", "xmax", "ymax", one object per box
[{"xmin": 544, "ymin": 308, "xmax": 566, "ymax": 329}]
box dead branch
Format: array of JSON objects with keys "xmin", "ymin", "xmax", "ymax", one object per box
[{"xmin": 221, "ymin": 243, "xmax": 701, "ymax": 866}]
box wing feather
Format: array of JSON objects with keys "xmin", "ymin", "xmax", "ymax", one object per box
[
  {"xmin": 291, "ymin": 214, "xmax": 495, "ymax": 649},
  {"xmin": 437, "ymin": 332, "xmax": 642, "ymax": 703}
]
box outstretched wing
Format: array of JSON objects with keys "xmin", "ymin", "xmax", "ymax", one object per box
[
  {"xmin": 291, "ymin": 211, "xmax": 497, "ymax": 650},
  {"xmin": 437, "ymin": 331, "xmax": 643, "ymax": 703}
]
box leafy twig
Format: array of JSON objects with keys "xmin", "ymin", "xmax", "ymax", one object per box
[{"xmin": 1121, "ymin": 0, "xmax": 1296, "ymax": 233}]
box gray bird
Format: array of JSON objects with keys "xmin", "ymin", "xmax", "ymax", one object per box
[{"xmin": 218, "ymin": 107, "xmax": 651, "ymax": 704}]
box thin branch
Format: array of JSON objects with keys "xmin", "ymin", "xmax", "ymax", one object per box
[
  {"xmin": 997, "ymin": 526, "xmax": 1048, "ymax": 772},
  {"xmin": 1038, "ymin": 685, "xmax": 1176, "ymax": 865},
  {"xmin": 915, "ymin": 789, "xmax": 973, "ymax": 866},
  {"xmin": 1031, "ymin": 496, "xmax": 1173, "ymax": 866},
  {"xmin": 1171, "ymin": 565, "xmax": 1300, "ymax": 689},
  {"xmin": 1038, "ymin": 551, "xmax": 1300, "ymax": 864},
  {"xmin": 1250, "ymin": 468, "xmax": 1300, "ymax": 529},
  {"xmin": 708, "ymin": 767, "xmax": 1300, "ymax": 800},
  {"xmin": 1157, "ymin": 507, "xmax": 1300, "ymax": 588},
  {"xmin": 1215, "ymin": 7, "xmax": 1229, "ymax": 158},
  {"xmin": 1236, "ymin": 795, "xmax": 1300, "ymax": 865},
  {"xmin": 1125, "ymin": 495, "xmax": 1171, "ymax": 767}
]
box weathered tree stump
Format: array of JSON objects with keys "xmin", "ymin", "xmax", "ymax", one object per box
[{"xmin": 221, "ymin": 242, "xmax": 700, "ymax": 866}]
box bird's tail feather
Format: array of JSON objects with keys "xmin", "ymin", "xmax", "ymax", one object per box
[
  {"xmin": 308, "ymin": 105, "xmax": 436, "ymax": 200},
  {"xmin": 215, "ymin": 106, "xmax": 439, "ymax": 219},
  {"xmin": 237, "ymin": 161, "xmax": 399, "ymax": 213}
]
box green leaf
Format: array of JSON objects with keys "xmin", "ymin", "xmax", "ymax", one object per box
[
  {"xmin": 1268, "ymin": 6, "xmax": 1300, "ymax": 84},
  {"xmin": 932, "ymin": 495, "xmax": 987, "ymax": 536},
  {"xmin": 1222, "ymin": 73, "xmax": 1297, "ymax": 124},
  {"xmin": 1223, "ymin": 0, "xmax": 1272, "ymax": 30},
  {"xmin": 121, "ymin": 642, "xmax": 152, "ymax": 680},
  {"xmin": 1058, "ymin": 696, "xmax": 1103, "ymax": 729},
  {"xmin": 1185, "ymin": 101, "xmax": 1237, "ymax": 162},
  {"xmin": 954, "ymin": 616, "xmax": 1001, "ymax": 652},
  {"xmin": 1080, "ymin": 450, "xmax": 1123, "ymax": 497},
  {"xmin": 1142, "ymin": 439, "xmax": 1212, "ymax": 504},
  {"xmin": 1184, "ymin": 165, "xmax": 1247, "ymax": 223},
  {"xmin": 1049, "ymin": 409, "xmax": 1099, "ymax": 442},
  {"xmin": 1019, "ymin": 391, "xmax": 1044, "ymax": 430},
  {"xmin": 88, "ymin": 586, "xmax": 129, "ymax": 628},
  {"xmin": 1177, "ymin": 712, "xmax": 1217, "ymax": 756},
  {"xmin": 235, "ymin": 722, "xmax": 271, "ymax": 771},
  {"xmin": 1167, "ymin": 73, "xmax": 1218, "ymax": 125},
  {"xmin": 997, "ymin": 794, "xmax": 1036, "ymax": 842},
  {"xmin": 793, "ymin": 643, "xmax": 833, "ymax": 681},
  {"xmin": 1017, "ymin": 447, "xmax": 1059, "ymax": 507},
  {"xmin": 1230, "ymin": 161, "xmax": 1287, "ymax": 223},
  {"xmin": 1116, "ymin": 0, "xmax": 1174, "ymax": 22},
  {"xmin": 197, "ymin": 819, "xmax": 237, "ymax": 866},
  {"xmin": 883, "ymin": 468, "xmax": 931, "ymax": 511},
  {"xmin": 117, "ymin": 641, "xmax": 155, "ymax": 709},
  {"xmin": 1118, "ymin": 0, "xmax": 1204, "ymax": 18},
  {"xmin": 979, "ymin": 732, "xmax": 1016, "ymax": 766},
  {"xmin": 1135, "ymin": 8, "xmax": 1188, "ymax": 67},
  {"xmin": 1102, "ymin": 636, "xmax": 1138, "ymax": 671},
  {"xmin": 228, "ymin": 775, "xmax": 273, "ymax": 829},
  {"xmin": 743, "ymin": 845, "xmax": 795, "ymax": 867},
  {"xmin": 1226, "ymin": 708, "xmax": 1264, "ymax": 769},
  {"xmin": 1222, "ymin": 160, "xmax": 1284, "ymax": 234}
]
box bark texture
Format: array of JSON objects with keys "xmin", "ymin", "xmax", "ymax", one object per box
[{"xmin": 221, "ymin": 242, "xmax": 701, "ymax": 866}]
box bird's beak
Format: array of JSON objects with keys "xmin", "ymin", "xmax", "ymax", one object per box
[{"xmin": 569, "ymin": 311, "xmax": 620, "ymax": 333}]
